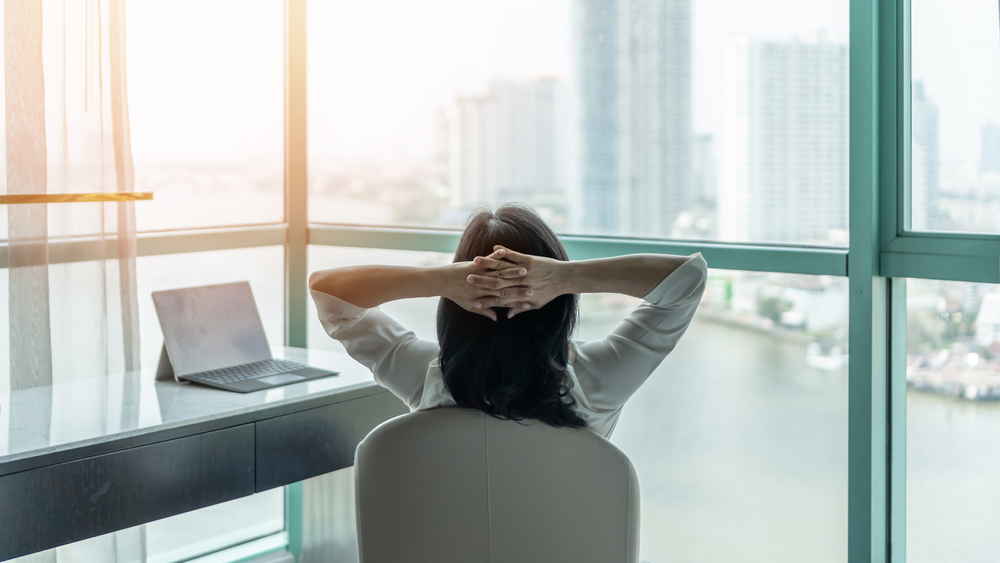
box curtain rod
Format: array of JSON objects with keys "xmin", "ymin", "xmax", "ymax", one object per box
[{"xmin": 0, "ymin": 192, "xmax": 152, "ymax": 204}]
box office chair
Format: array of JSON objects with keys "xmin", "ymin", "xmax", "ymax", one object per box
[{"xmin": 354, "ymin": 407, "xmax": 640, "ymax": 563}]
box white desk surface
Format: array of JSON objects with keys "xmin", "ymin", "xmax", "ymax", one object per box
[{"xmin": 0, "ymin": 347, "xmax": 379, "ymax": 471}]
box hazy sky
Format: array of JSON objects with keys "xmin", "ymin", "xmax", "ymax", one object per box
[
  {"xmin": 912, "ymin": 0, "xmax": 1000, "ymax": 165},
  {"xmin": 127, "ymin": 0, "xmax": 284, "ymax": 164},
  {"xmin": 124, "ymin": 0, "xmax": 999, "ymax": 170},
  {"xmin": 127, "ymin": 0, "xmax": 850, "ymax": 164}
]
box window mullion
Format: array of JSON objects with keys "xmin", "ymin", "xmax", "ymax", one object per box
[
  {"xmin": 284, "ymin": 0, "xmax": 308, "ymax": 348},
  {"xmin": 849, "ymin": 0, "xmax": 891, "ymax": 561}
]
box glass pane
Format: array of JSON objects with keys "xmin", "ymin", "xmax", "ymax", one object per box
[
  {"xmin": 5, "ymin": 526, "xmax": 146, "ymax": 563},
  {"xmin": 0, "ymin": 268, "xmax": 7, "ymax": 394},
  {"xmin": 0, "ymin": 246, "xmax": 284, "ymax": 391},
  {"xmin": 907, "ymin": 278, "xmax": 1000, "ymax": 562},
  {"xmin": 307, "ymin": 249, "xmax": 849, "ymax": 561},
  {"xmin": 308, "ymin": 0, "xmax": 849, "ymax": 245},
  {"xmin": 138, "ymin": 246, "xmax": 287, "ymax": 561},
  {"xmin": 127, "ymin": 1, "xmax": 284, "ymax": 231},
  {"xmin": 3, "ymin": 496, "xmax": 285, "ymax": 563},
  {"xmin": 610, "ymin": 269, "xmax": 848, "ymax": 561},
  {"xmin": 307, "ymin": 246, "xmax": 452, "ymax": 351},
  {"xmin": 145, "ymin": 492, "xmax": 284, "ymax": 563},
  {"xmin": 1, "ymin": 247, "xmax": 285, "ymax": 561},
  {"xmin": 910, "ymin": 1, "xmax": 1000, "ymax": 232}
]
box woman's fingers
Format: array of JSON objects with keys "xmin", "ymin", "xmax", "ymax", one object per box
[
  {"xmin": 472, "ymin": 254, "xmax": 526, "ymax": 279},
  {"xmin": 472, "ymin": 255, "xmax": 504, "ymax": 270},
  {"xmin": 466, "ymin": 272, "xmax": 528, "ymax": 290},
  {"xmin": 492, "ymin": 245, "xmax": 527, "ymax": 265}
]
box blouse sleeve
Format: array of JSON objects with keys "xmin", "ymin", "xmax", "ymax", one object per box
[
  {"xmin": 310, "ymin": 288, "xmax": 439, "ymax": 409},
  {"xmin": 571, "ymin": 253, "xmax": 708, "ymax": 410}
]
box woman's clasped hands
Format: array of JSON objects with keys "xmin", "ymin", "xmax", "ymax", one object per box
[{"xmin": 460, "ymin": 245, "xmax": 566, "ymax": 320}]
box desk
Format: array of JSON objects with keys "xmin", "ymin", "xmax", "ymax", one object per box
[{"xmin": 0, "ymin": 347, "xmax": 408, "ymax": 561}]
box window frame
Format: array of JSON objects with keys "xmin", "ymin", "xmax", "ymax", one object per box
[
  {"xmin": 2, "ymin": 0, "xmax": 993, "ymax": 561},
  {"xmin": 877, "ymin": 0, "xmax": 1000, "ymax": 287}
]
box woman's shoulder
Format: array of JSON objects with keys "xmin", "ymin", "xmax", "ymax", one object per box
[
  {"xmin": 562, "ymin": 363, "xmax": 622, "ymax": 438},
  {"xmin": 410, "ymin": 360, "xmax": 458, "ymax": 411}
]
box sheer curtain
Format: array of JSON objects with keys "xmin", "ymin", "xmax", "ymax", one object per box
[{"xmin": 6, "ymin": 0, "xmax": 143, "ymax": 561}]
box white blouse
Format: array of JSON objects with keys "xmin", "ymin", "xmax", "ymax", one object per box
[{"xmin": 311, "ymin": 253, "xmax": 708, "ymax": 438}]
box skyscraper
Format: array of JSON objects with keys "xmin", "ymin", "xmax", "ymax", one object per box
[
  {"xmin": 911, "ymin": 81, "xmax": 939, "ymax": 230},
  {"xmin": 692, "ymin": 134, "xmax": 717, "ymax": 206},
  {"xmin": 573, "ymin": 0, "xmax": 692, "ymax": 237},
  {"xmin": 718, "ymin": 36, "xmax": 848, "ymax": 244},
  {"xmin": 979, "ymin": 121, "xmax": 1000, "ymax": 175},
  {"xmin": 446, "ymin": 78, "xmax": 567, "ymax": 220}
]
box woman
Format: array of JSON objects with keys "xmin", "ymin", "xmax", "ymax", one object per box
[{"xmin": 309, "ymin": 204, "xmax": 707, "ymax": 438}]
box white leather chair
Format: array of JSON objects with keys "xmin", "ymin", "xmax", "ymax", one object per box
[{"xmin": 354, "ymin": 407, "xmax": 640, "ymax": 563}]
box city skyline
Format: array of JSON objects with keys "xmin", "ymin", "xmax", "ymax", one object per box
[
  {"xmin": 436, "ymin": 26, "xmax": 854, "ymax": 244},
  {"xmin": 119, "ymin": 0, "xmax": 998, "ymax": 241}
]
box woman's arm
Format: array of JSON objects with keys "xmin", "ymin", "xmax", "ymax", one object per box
[
  {"xmin": 466, "ymin": 246, "xmax": 696, "ymax": 316},
  {"xmin": 560, "ymin": 253, "xmax": 692, "ymax": 298},
  {"xmin": 308, "ymin": 260, "xmax": 529, "ymax": 321}
]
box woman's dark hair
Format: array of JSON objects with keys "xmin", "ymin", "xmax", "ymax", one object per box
[{"xmin": 437, "ymin": 203, "xmax": 585, "ymax": 429}]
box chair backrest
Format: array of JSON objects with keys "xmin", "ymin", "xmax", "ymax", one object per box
[{"xmin": 354, "ymin": 407, "xmax": 640, "ymax": 563}]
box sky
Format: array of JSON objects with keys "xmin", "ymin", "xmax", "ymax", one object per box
[
  {"xmin": 126, "ymin": 0, "xmax": 284, "ymax": 164},
  {"xmin": 911, "ymin": 0, "xmax": 1000, "ymax": 165},
  {"xmin": 123, "ymin": 0, "xmax": 1000, "ymax": 171},
  {"xmin": 126, "ymin": 0, "xmax": 850, "ymax": 164}
]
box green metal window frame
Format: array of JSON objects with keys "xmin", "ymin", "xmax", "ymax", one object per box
[{"xmin": 1, "ymin": 0, "xmax": 997, "ymax": 561}]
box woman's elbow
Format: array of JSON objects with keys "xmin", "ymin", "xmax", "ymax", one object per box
[{"xmin": 308, "ymin": 270, "xmax": 324, "ymax": 291}]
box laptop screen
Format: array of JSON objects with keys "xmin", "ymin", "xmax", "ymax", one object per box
[{"xmin": 153, "ymin": 281, "xmax": 272, "ymax": 376}]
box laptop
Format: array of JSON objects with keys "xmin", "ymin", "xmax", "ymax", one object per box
[{"xmin": 153, "ymin": 281, "xmax": 338, "ymax": 393}]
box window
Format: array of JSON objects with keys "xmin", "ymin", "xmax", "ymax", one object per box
[
  {"xmin": 307, "ymin": 0, "xmax": 850, "ymax": 246},
  {"xmin": 138, "ymin": 246, "xmax": 287, "ymax": 563},
  {"xmin": 305, "ymin": 249, "xmax": 850, "ymax": 561},
  {"xmin": 608, "ymin": 271, "xmax": 847, "ymax": 561},
  {"xmin": 0, "ymin": 269, "xmax": 9, "ymax": 394},
  {"xmin": 127, "ymin": 0, "xmax": 284, "ymax": 231},
  {"xmin": 906, "ymin": 279, "xmax": 1000, "ymax": 562},
  {"xmin": 910, "ymin": 0, "xmax": 1000, "ymax": 233},
  {"xmin": 307, "ymin": 246, "xmax": 451, "ymax": 352},
  {"xmin": 145, "ymin": 491, "xmax": 284, "ymax": 563}
]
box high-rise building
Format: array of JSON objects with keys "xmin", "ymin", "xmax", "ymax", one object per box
[
  {"xmin": 718, "ymin": 36, "xmax": 848, "ymax": 244},
  {"xmin": 692, "ymin": 134, "xmax": 716, "ymax": 206},
  {"xmin": 979, "ymin": 121, "xmax": 1000, "ymax": 175},
  {"xmin": 432, "ymin": 109, "xmax": 450, "ymax": 188},
  {"xmin": 446, "ymin": 78, "xmax": 567, "ymax": 220},
  {"xmin": 572, "ymin": 0, "xmax": 692, "ymax": 237},
  {"xmin": 911, "ymin": 81, "xmax": 939, "ymax": 230}
]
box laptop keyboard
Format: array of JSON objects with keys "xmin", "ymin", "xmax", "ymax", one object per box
[{"xmin": 189, "ymin": 359, "xmax": 309, "ymax": 384}]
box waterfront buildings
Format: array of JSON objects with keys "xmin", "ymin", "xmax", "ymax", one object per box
[{"xmin": 976, "ymin": 291, "xmax": 1000, "ymax": 351}]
